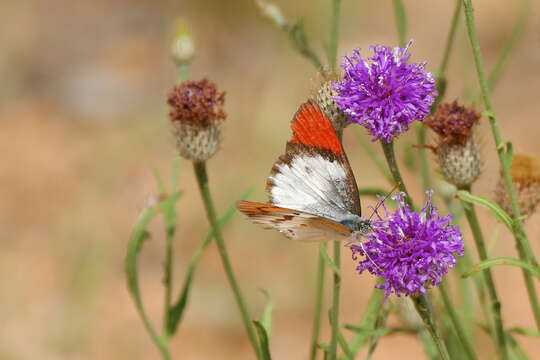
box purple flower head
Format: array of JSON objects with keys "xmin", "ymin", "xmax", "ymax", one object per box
[
  {"xmin": 334, "ymin": 40, "xmax": 437, "ymax": 142},
  {"xmin": 350, "ymin": 191, "xmax": 464, "ymax": 298}
]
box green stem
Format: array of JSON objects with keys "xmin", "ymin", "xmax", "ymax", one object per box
[
  {"xmin": 192, "ymin": 161, "xmax": 261, "ymax": 359},
  {"xmin": 354, "ymin": 128, "xmax": 393, "ymax": 184},
  {"xmin": 439, "ymin": 281, "xmax": 478, "ymax": 360},
  {"xmin": 310, "ymin": 244, "xmax": 326, "ymax": 360},
  {"xmin": 163, "ymin": 232, "xmax": 174, "ymax": 335},
  {"xmin": 462, "ymin": 0, "xmax": 540, "ymax": 330},
  {"xmin": 460, "ymin": 185, "xmax": 508, "ymax": 360},
  {"xmin": 461, "ymin": 0, "xmax": 536, "ymax": 263},
  {"xmin": 392, "ymin": 0, "xmax": 407, "ymax": 47},
  {"xmin": 380, "ymin": 140, "xmax": 413, "ymax": 206},
  {"xmin": 418, "ymin": 0, "xmax": 462, "ymax": 192},
  {"xmin": 329, "ymin": 0, "xmax": 341, "ymax": 73},
  {"xmin": 412, "ymin": 294, "xmax": 451, "ymax": 360},
  {"xmin": 439, "ymin": 0, "xmax": 462, "ymax": 76},
  {"xmin": 486, "ymin": 0, "xmax": 530, "ymax": 93},
  {"xmin": 328, "ymin": 240, "xmax": 341, "ymax": 360},
  {"xmin": 344, "ymin": 284, "xmax": 385, "ymax": 358}
]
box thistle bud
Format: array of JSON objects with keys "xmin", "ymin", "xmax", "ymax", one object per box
[
  {"xmin": 255, "ymin": 0, "xmax": 288, "ymax": 30},
  {"xmin": 425, "ymin": 101, "xmax": 482, "ymax": 188},
  {"xmin": 494, "ymin": 153, "xmax": 540, "ymax": 218},
  {"xmin": 316, "ymin": 80, "xmax": 349, "ymax": 133},
  {"xmin": 170, "ymin": 21, "xmax": 195, "ymax": 66},
  {"xmin": 167, "ymin": 78, "xmax": 226, "ymax": 162}
]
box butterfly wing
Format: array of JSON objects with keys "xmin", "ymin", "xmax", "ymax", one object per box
[
  {"xmin": 237, "ymin": 200, "xmax": 352, "ymax": 242},
  {"xmin": 266, "ymin": 101, "xmax": 362, "ymax": 223}
]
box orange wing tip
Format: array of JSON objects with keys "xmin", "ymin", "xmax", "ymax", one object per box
[{"xmin": 291, "ymin": 101, "xmax": 343, "ymax": 154}]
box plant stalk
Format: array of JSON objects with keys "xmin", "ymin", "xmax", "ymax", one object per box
[
  {"xmin": 380, "ymin": 140, "xmax": 413, "ymax": 206},
  {"xmin": 412, "ymin": 294, "xmax": 451, "ymax": 360},
  {"xmin": 328, "ymin": 240, "xmax": 341, "ymax": 360},
  {"xmin": 439, "ymin": 281, "xmax": 478, "ymax": 360},
  {"xmin": 310, "ymin": 244, "xmax": 326, "ymax": 360},
  {"xmin": 462, "ymin": 0, "xmax": 540, "ymax": 330},
  {"xmin": 192, "ymin": 161, "xmax": 261, "ymax": 359},
  {"xmin": 460, "ymin": 185, "xmax": 508, "ymax": 360}
]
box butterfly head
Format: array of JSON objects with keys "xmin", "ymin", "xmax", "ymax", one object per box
[{"xmin": 339, "ymin": 214, "xmax": 372, "ymax": 234}]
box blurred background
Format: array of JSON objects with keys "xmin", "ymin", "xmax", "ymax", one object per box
[{"xmin": 1, "ymin": 0, "xmax": 540, "ymax": 359}]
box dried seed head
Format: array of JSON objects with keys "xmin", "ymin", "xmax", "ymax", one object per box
[
  {"xmin": 494, "ymin": 153, "xmax": 540, "ymax": 217},
  {"xmin": 167, "ymin": 78, "xmax": 226, "ymax": 161},
  {"xmin": 316, "ymin": 79, "xmax": 349, "ymax": 133},
  {"xmin": 438, "ymin": 137, "xmax": 482, "ymax": 187},
  {"xmin": 425, "ymin": 101, "xmax": 480, "ymax": 146},
  {"xmin": 425, "ymin": 101, "xmax": 482, "ymax": 187}
]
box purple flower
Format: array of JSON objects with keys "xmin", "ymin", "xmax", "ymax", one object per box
[
  {"xmin": 350, "ymin": 192, "xmax": 464, "ymax": 298},
  {"xmin": 334, "ymin": 40, "xmax": 437, "ymax": 142}
]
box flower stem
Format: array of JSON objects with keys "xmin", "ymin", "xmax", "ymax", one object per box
[
  {"xmin": 439, "ymin": 0, "xmax": 462, "ymax": 77},
  {"xmin": 417, "ymin": 0, "xmax": 461, "ymax": 192},
  {"xmin": 439, "ymin": 281, "xmax": 478, "ymax": 360},
  {"xmin": 392, "ymin": 0, "xmax": 407, "ymax": 47},
  {"xmin": 486, "ymin": 0, "xmax": 530, "ymax": 93},
  {"xmin": 461, "ymin": 0, "xmax": 537, "ymax": 265},
  {"xmin": 309, "ymin": 244, "xmax": 326, "ymax": 360},
  {"xmin": 459, "ymin": 185, "xmax": 508, "ymax": 360},
  {"xmin": 163, "ymin": 231, "xmax": 174, "ymax": 335},
  {"xmin": 328, "ymin": 128, "xmax": 344, "ymax": 360},
  {"xmin": 380, "ymin": 140, "xmax": 413, "ymax": 206},
  {"xmin": 192, "ymin": 161, "xmax": 261, "ymax": 359},
  {"xmin": 412, "ymin": 294, "xmax": 451, "ymax": 360},
  {"xmin": 462, "ymin": 0, "xmax": 540, "ymax": 330},
  {"xmin": 329, "ymin": 0, "xmax": 341, "ymax": 73},
  {"xmin": 328, "ymin": 240, "xmax": 341, "ymax": 360}
]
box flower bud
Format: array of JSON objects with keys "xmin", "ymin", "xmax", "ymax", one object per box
[
  {"xmin": 494, "ymin": 153, "xmax": 540, "ymax": 218},
  {"xmin": 316, "ymin": 80, "xmax": 349, "ymax": 133},
  {"xmin": 167, "ymin": 78, "xmax": 226, "ymax": 162},
  {"xmin": 425, "ymin": 101, "xmax": 482, "ymax": 187},
  {"xmin": 438, "ymin": 138, "xmax": 482, "ymax": 188},
  {"xmin": 170, "ymin": 21, "xmax": 195, "ymax": 66},
  {"xmin": 255, "ymin": 0, "xmax": 288, "ymax": 30}
]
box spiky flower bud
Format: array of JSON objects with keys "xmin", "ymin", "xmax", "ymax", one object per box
[
  {"xmin": 494, "ymin": 153, "xmax": 540, "ymax": 218},
  {"xmin": 316, "ymin": 80, "xmax": 349, "ymax": 133},
  {"xmin": 170, "ymin": 21, "xmax": 194, "ymax": 66},
  {"xmin": 425, "ymin": 101, "xmax": 482, "ymax": 187},
  {"xmin": 167, "ymin": 78, "xmax": 226, "ymax": 162}
]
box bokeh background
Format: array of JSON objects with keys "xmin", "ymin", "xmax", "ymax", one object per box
[{"xmin": 2, "ymin": 0, "xmax": 540, "ymax": 359}]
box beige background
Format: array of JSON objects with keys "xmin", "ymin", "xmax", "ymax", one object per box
[{"xmin": 1, "ymin": 0, "xmax": 539, "ymax": 359}]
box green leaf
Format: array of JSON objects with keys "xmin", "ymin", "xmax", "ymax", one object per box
[
  {"xmin": 456, "ymin": 190, "xmax": 513, "ymax": 230},
  {"xmin": 166, "ymin": 189, "xmax": 252, "ymax": 335},
  {"xmin": 337, "ymin": 328, "xmax": 354, "ymax": 360},
  {"xmin": 151, "ymin": 166, "xmax": 167, "ymax": 194},
  {"xmin": 260, "ymin": 289, "xmax": 274, "ymax": 338},
  {"xmin": 508, "ymin": 327, "xmax": 540, "ymax": 337},
  {"xmin": 366, "ymin": 300, "xmax": 391, "ymax": 360},
  {"xmin": 506, "ymin": 332, "xmax": 529, "ymax": 360},
  {"xmin": 320, "ymin": 244, "xmax": 341, "ymax": 279},
  {"xmin": 254, "ymin": 321, "xmax": 272, "ymax": 360},
  {"xmin": 344, "ymin": 326, "xmax": 391, "ymax": 337},
  {"xmin": 462, "ymin": 257, "xmax": 540, "ymax": 279},
  {"xmin": 126, "ymin": 192, "xmax": 182, "ymax": 354},
  {"xmin": 345, "ymin": 286, "xmax": 385, "ymax": 358},
  {"xmin": 171, "ymin": 156, "xmax": 181, "ymax": 190}
]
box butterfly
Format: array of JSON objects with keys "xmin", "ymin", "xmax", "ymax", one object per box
[{"xmin": 237, "ymin": 100, "xmax": 373, "ymax": 243}]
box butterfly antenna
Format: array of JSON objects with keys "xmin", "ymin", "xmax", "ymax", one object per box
[{"xmin": 368, "ymin": 181, "xmax": 401, "ymax": 221}]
